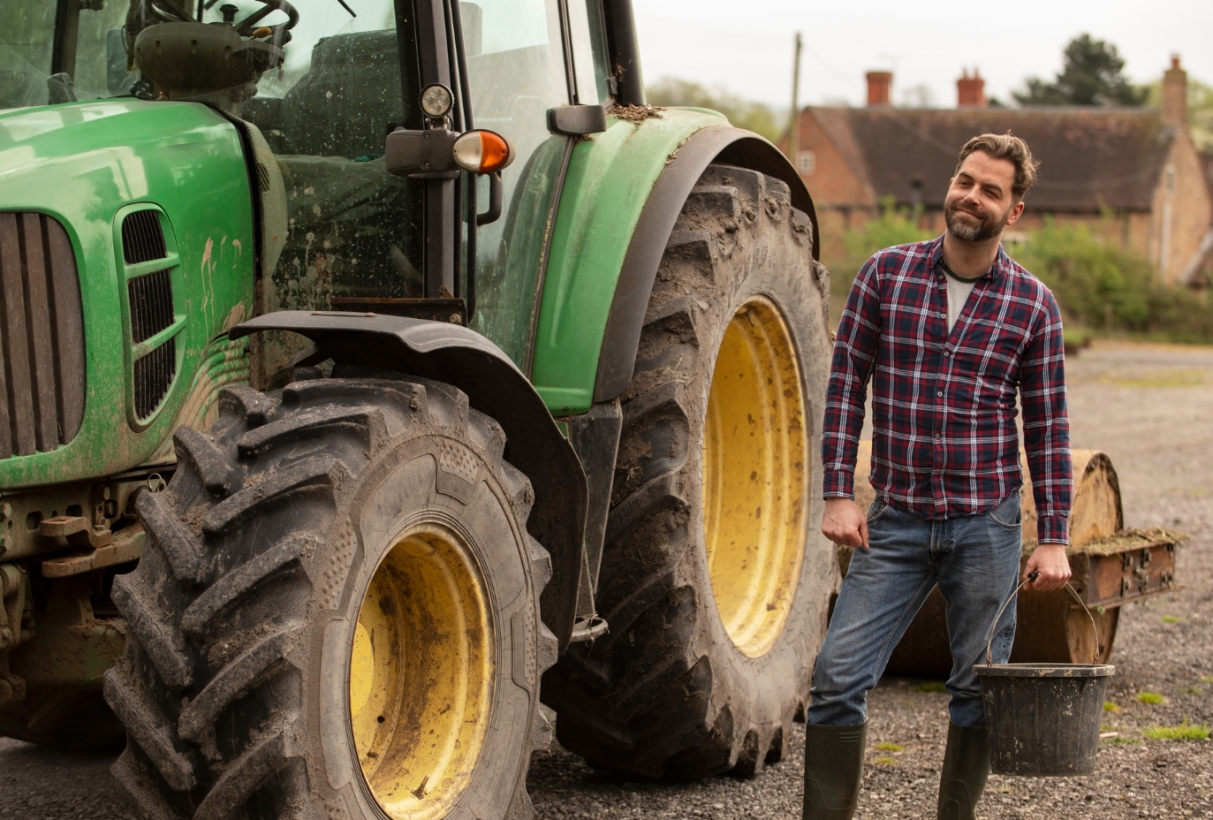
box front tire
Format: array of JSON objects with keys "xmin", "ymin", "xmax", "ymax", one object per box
[
  {"xmin": 543, "ymin": 165, "xmax": 835, "ymax": 779},
  {"xmin": 106, "ymin": 374, "xmax": 555, "ymax": 820}
]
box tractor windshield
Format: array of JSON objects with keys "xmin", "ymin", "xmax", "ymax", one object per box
[
  {"xmin": 1, "ymin": 1, "xmax": 135, "ymax": 107},
  {"xmin": 0, "ymin": 0, "xmax": 413, "ymax": 117},
  {"xmin": 0, "ymin": 1, "xmax": 407, "ymax": 115}
]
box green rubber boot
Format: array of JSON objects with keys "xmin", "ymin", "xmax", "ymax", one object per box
[
  {"xmin": 803, "ymin": 722, "xmax": 867, "ymax": 820},
  {"xmin": 936, "ymin": 722, "xmax": 991, "ymax": 820}
]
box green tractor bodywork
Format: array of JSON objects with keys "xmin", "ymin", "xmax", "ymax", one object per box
[
  {"xmin": 0, "ymin": 0, "xmax": 830, "ymax": 814},
  {"xmin": 0, "ymin": 100, "xmax": 255, "ymax": 494},
  {"xmin": 533, "ymin": 108, "xmax": 722, "ymax": 414}
]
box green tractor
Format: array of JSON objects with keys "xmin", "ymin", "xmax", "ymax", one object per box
[{"xmin": 0, "ymin": 0, "xmax": 834, "ymax": 816}]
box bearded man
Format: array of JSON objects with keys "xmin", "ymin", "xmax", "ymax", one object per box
[{"xmin": 803, "ymin": 133, "xmax": 1074, "ymax": 820}]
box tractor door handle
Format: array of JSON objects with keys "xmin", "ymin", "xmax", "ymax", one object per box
[{"xmin": 475, "ymin": 172, "xmax": 503, "ymax": 226}]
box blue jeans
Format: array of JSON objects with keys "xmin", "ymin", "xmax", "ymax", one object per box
[{"xmin": 809, "ymin": 492, "xmax": 1023, "ymax": 728}]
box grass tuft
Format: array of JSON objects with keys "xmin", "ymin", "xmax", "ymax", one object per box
[
  {"xmin": 916, "ymin": 681, "xmax": 947, "ymax": 693},
  {"xmin": 1144, "ymin": 721, "xmax": 1210, "ymax": 741},
  {"xmin": 1136, "ymin": 691, "xmax": 1164, "ymax": 705},
  {"xmin": 1110, "ymin": 737, "xmax": 1142, "ymax": 745},
  {"xmin": 1180, "ymin": 685, "xmax": 1204, "ymax": 696},
  {"xmin": 1200, "ymin": 676, "xmax": 1213, "ymax": 685},
  {"xmin": 1103, "ymin": 701, "xmax": 1121, "ymax": 713},
  {"xmin": 875, "ymin": 743, "xmax": 903, "ymax": 752},
  {"xmin": 1162, "ymin": 615, "xmax": 1180, "ymax": 623},
  {"xmin": 874, "ymin": 756, "xmax": 898, "ymax": 766}
]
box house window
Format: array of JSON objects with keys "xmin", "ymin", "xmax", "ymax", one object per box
[{"xmin": 797, "ymin": 151, "xmax": 816, "ymax": 175}]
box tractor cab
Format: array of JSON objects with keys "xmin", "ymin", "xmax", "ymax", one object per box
[{"xmin": 2, "ymin": 0, "xmax": 615, "ymax": 383}]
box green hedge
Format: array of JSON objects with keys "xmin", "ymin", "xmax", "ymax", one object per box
[
  {"xmin": 829, "ymin": 205, "xmax": 1213, "ymax": 344},
  {"xmin": 1013, "ymin": 220, "xmax": 1213, "ymax": 343}
]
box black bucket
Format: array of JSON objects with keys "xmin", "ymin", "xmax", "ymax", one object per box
[{"xmin": 973, "ymin": 577, "xmax": 1114, "ymax": 777}]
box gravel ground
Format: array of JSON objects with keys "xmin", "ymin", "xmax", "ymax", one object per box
[{"xmin": 2, "ymin": 340, "xmax": 1211, "ymax": 820}]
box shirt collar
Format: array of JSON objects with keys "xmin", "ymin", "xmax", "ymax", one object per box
[{"xmin": 928, "ymin": 235, "xmax": 1010, "ymax": 281}]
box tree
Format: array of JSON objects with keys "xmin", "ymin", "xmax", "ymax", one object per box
[
  {"xmin": 646, "ymin": 77, "xmax": 782, "ymax": 142},
  {"xmin": 1014, "ymin": 34, "xmax": 1148, "ymax": 106}
]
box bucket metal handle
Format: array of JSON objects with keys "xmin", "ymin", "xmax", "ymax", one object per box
[{"xmin": 984, "ymin": 571, "xmax": 1099, "ymax": 665}]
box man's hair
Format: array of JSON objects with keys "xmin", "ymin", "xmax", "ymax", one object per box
[{"xmin": 955, "ymin": 132, "xmax": 1040, "ymax": 201}]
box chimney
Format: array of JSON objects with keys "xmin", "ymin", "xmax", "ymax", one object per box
[
  {"xmin": 957, "ymin": 68, "xmax": 987, "ymax": 108},
  {"xmin": 866, "ymin": 71, "xmax": 892, "ymax": 107},
  {"xmin": 1162, "ymin": 55, "xmax": 1187, "ymax": 128}
]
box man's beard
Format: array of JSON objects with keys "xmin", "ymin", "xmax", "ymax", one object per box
[{"xmin": 945, "ymin": 198, "xmax": 1011, "ymax": 242}]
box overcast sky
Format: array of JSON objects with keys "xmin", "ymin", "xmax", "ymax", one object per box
[{"xmin": 634, "ymin": 0, "xmax": 1211, "ymax": 111}]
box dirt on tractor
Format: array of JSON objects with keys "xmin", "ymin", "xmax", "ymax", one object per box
[{"xmin": 3, "ymin": 340, "xmax": 1212, "ymax": 819}]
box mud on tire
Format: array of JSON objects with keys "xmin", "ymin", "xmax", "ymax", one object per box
[
  {"xmin": 543, "ymin": 165, "xmax": 835, "ymax": 779},
  {"xmin": 105, "ymin": 374, "xmax": 556, "ymax": 820}
]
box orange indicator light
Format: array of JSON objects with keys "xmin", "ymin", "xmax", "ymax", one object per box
[{"xmin": 452, "ymin": 130, "xmax": 514, "ymax": 174}]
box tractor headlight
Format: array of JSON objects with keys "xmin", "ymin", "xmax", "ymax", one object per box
[{"xmin": 420, "ymin": 84, "xmax": 453, "ymax": 119}]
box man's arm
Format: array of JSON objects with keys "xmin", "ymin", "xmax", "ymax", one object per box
[
  {"xmin": 1020, "ymin": 290, "xmax": 1073, "ymax": 590},
  {"xmin": 821, "ymin": 257, "xmax": 882, "ymax": 549}
]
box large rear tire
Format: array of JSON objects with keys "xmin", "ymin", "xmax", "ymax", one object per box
[
  {"xmin": 543, "ymin": 165, "xmax": 835, "ymax": 779},
  {"xmin": 105, "ymin": 374, "xmax": 555, "ymax": 820}
]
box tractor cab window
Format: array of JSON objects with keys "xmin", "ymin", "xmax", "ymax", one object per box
[
  {"xmin": 460, "ymin": 0, "xmax": 611, "ymax": 366},
  {"xmin": 566, "ymin": 0, "xmax": 610, "ymax": 105},
  {"xmin": 113, "ymin": 0, "xmax": 423, "ymax": 383},
  {"xmin": 1, "ymin": 1, "xmax": 135, "ymax": 107},
  {"xmin": 460, "ymin": 0, "xmax": 567, "ymax": 365},
  {"xmin": 211, "ymin": 0, "xmax": 426, "ymax": 384},
  {"xmin": 222, "ymin": 0, "xmax": 425, "ymax": 306}
]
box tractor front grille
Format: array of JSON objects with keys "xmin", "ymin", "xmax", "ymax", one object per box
[
  {"xmin": 121, "ymin": 209, "xmax": 177, "ymax": 421},
  {"xmin": 121, "ymin": 210, "xmax": 167, "ymax": 264},
  {"xmin": 129, "ymin": 269, "xmax": 174, "ymax": 344},
  {"xmin": 0, "ymin": 213, "xmax": 86, "ymax": 458},
  {"xmin": 133, "ymin": 337, "xmax": 176, "ymax": 420}
]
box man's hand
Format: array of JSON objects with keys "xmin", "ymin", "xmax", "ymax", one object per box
[
  {"xmin": 1023, "ymin": 543, "xmax": 1071, "ymax": 591},
  {"xmin": 822, "ymin": 497, "xmax": 869, "ymax": 550}
]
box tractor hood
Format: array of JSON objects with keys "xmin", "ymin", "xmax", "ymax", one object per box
[
  {"xmin": 0, "ymin": 99, "xmax": 245, "ymax": 212},
  {"xmin": 0, "ymin": 99, "xmax": 256, "ymax": 491}
]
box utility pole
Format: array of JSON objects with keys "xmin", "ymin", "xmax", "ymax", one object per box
[{"xmin": 789, "ymin": 32, "xmax": 802, "ymax": 166}]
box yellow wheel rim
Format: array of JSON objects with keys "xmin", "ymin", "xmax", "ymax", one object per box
[
  {"xmin": 350, "ymin": 523, "xmax": 493, "ymax": 820},
  {"xmin": 702, "ymin": 296, "xmax": 807, "ymax": 658}
]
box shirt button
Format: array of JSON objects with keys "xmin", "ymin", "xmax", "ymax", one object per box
[
  {"xmin": 943, "ymin": 350, "xmax": 951, "ymax": 356},
  {"xmin": 935, "ymin": 433, "xmax": 941, "ymax": 439},
  {"xmin": 937, "ymin": 391, "xmax": 943, "ymax": 397}
]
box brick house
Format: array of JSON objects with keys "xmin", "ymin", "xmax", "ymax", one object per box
[{"xmin": 791, "ymin": 58, "xmax": 1211, "ymax": 285}]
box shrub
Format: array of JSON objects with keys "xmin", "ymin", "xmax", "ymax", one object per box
[
  {"xmin": 831, "ymin": 211, "xmax": 1213, "ymax": 345},
  {"xmin": 833, "ymin": 199, "xmax": 933, "ymax": 298},
  {"xmin": 1013, "ymin": 219, "xmax": 1213, "ymax": 343}
]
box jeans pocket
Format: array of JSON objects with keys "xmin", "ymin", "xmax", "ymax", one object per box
[
  {"xmin": 866, "ymin": 498, "xmax": 889, "ymax": 523},
  {"xmin": 987, "ymin": 492, "xmax": 1022, "ymax": 530}
]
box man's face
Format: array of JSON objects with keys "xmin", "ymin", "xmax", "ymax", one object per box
[{"xmin": 944, "ymin": 152, "xmax": 1024, "ymax": 243}]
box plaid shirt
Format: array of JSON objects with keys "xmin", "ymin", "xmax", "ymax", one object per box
[{"xmin": 822, "ymin": 236, "xmax": 1072, "ymax": 545}]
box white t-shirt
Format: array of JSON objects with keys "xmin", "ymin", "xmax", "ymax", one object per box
[{"xmin": 946, "ymin": 275, "xmax": 979, "ymax": 333}]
